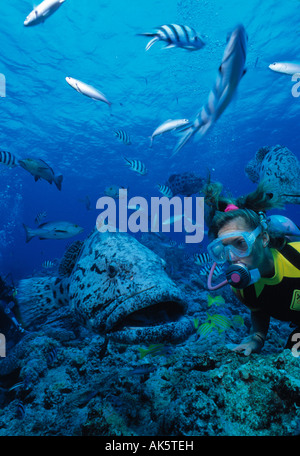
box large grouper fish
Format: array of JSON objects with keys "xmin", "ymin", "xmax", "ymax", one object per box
[{"xmin": 17, "ymin": 230, "xmax": 193, "ymax": 344}]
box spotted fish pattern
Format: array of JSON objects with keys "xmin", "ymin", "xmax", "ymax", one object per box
[
  {"xmin": 245, "ymin": 145, "xmax": 300, "ymax": 204},
  {"xmin": 17, "ymin": 231, "xmax": 193, "ymax": 344}
]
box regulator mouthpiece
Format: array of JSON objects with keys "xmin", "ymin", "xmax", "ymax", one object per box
[
  {"xmin": 207, "ymin": 262, "xmax": 261, "ymax": 290},
  {"xmin": 226, "ymin": 263, "xmax": 261, "ymax": 289}
]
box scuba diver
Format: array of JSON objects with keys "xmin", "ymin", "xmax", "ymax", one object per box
[
  {"xmin": 202, "ymin": 181, "xmax": 300, "ymax": 356},
  {"xmin": 0, "ymin": 274, "xmax": 24, "ymax": 336}
]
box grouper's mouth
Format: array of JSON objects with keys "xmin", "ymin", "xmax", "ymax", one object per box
[{"xmin": 104, "ymin": 288, "xmax": 194, "ymax": 344}]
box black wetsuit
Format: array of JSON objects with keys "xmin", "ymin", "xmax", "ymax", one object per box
[{"xmin": 234, "ymin": 242, "xmax": 300, "ymax": 348}]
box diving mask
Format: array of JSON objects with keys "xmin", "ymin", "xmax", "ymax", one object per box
[{"xmin": 207, "ymin": 225, "xmax": 262, "ymax": 264}]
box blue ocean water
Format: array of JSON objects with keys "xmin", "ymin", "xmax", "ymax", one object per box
[{"xmin": 0, "ymin": 0, "xmax": 299, "ymax": 279}]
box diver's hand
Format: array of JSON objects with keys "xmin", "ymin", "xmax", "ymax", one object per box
[{"xmin": 231, "ymin": 334, "xmax": 265, "ymax": 356}]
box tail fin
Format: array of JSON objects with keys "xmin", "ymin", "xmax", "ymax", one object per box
[
  {"xmin": 171, "ymin": 117, "xmax": 214, "ymax": 156},
  {"xmin": 171, "ymin": 123, "xmax": 197, "ymax": 157},
  {"xmin": 17, "ymin": 276, "xmax": 69, "ymax": 328},
  {"xmin": 54, "ymin": 174, "xmax": 63, "ymax": 191},
  {"xmin": 23, "ymin": 224, "xmax": 36, "ymax": 243}
]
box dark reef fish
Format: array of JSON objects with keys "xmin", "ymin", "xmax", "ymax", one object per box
[
  {"xmin": 17, "ymin": 231, "xmax": 193, "ymax": 344},
  {"xmin": 18, "ymin": 158, "xmax": 63, "ymax": 191}
]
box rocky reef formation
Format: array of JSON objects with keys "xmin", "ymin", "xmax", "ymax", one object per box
[{"xmin": 0, "ymin": 328, "xmax": 299, "ymax": 436}]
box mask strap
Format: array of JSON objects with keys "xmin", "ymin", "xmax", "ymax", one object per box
[{"xmin": 258, "ymin": 211, "xmax": 268, "ymax": 231}]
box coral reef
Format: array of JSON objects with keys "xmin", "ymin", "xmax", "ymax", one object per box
[{"xmin": 0, "ymin": 329, "xmax": 299, "ymax": 436}]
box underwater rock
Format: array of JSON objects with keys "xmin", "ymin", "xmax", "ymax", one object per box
[
  {"xmin": 245, "ymin": 145, "xmax": 300, "ymax": 204},
  {"xmin": 1, "ymin": 334, "xmax": 300, "ymax": 436},
  {"xmin": 165, "ymin": 172, "xmax": 205, "ymax": 196},
  {"xmin": 17, "ymin": 231, "xmax": 193, "ymax": 344}
]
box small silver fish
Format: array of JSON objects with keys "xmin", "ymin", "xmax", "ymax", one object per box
[
  {"xmin": 65, "ymin": 77, "xmax": 111, "ymax": 106},
  {"xmin": 138, "ymin": 24, "xmax": 205, "ymax": 51},
  {"xmin": 123, "ymin": 157, "xmax": 147, "ymax": 175},
  {"xmin": 268, "ymin": 62, "xmax": 300, "ymax": 75},
  {"xmin": 150, "ymin": 119, "xmax": 189, "ymax": 146},
  {"xmin": 24, "ymin": 0, "xmax": 65, "ymax": 27}
]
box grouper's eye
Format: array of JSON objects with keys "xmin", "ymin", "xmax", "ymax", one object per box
[{"xmin": 108, "ymin": 262, "xmax": 118, "ymax": 278}]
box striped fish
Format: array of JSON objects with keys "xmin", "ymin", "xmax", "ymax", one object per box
[
  {"xmin": 156, "ymin": 184, "xmax": 173, "ymax": 198},
  {"xmin": 123, "ymin": 157, "xmax": 147, "ymax": 175},
  {"xmin": 0, "ymin": 151, "xmax": 17, "ymax": 168},
  {"xmin": 193, "ymin": 252, "xmax": 212, "ymax": 265},
  {"xmin": 199, "ymin": 264, "xmax": 224, "ymax": 277},
  {"xmin": 173, "ymin": 24, "xmax": 247, "ymax": 155},
  {"xmin": 114, "ymin": 130, "xmax": 131, "ymax": 145},
  {"xmin": 46, "ymin": 346, "xmax": 58, "ymax": 365},
  {"xmin": 138, "ymin": 24, "xmax": 205, "ymax": 51},
  {"xmin": 42, "ymin": 260, "xmax": 54, "ymax": 269},
  {"xmin": 197, "ymin": 321, "xmax": 214, "ymax": 338},
  {"xmin": 209, "ymin": 314, "xmax": 232, "ymax": 331}
]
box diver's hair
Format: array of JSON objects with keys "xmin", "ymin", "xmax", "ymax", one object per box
[
  {"xmin": 208, "ymin": 208, "xmax": 260, "ymax": 238},
  {"xmin": 202, "ymin": 181, "xmax": 231, "ymax": 212},
  {"xmin": 204, "ymin": 180, "xmax": 286, "ymax": 248},
  {"xmin": 235, "ymin": 180, "xmax": 284, "ymax": 213}
]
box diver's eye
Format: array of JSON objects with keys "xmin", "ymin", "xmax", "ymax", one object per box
[
  {"xmin": 108, "ymin": 263, "xmax": 118, "ymax": 278},
  {"xmin": 232, "ymin": 238, "xmax": 248, "ymax": 251}
]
